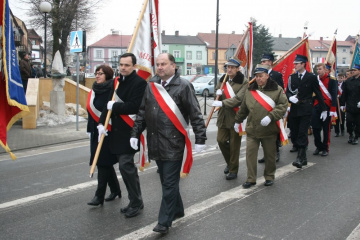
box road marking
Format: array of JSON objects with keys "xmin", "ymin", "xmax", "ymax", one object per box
[
  {"xmin": 347, "ymin": 223, "xmax": 360, "ymax": 240},
  {"xmin": 115, "ymin": 163, "xmax": 315, "ymax": 240}
]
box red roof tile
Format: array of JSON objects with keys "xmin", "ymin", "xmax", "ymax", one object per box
[
  {"xmin": 89, "ymin": 34, "xmax": 133, "ymax": 48},
  {"xmin": 197, "ymin": 32, "xmax": 243, "ymax": 49}
]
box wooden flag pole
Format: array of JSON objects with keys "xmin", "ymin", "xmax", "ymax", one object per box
[
  {"xmin": 127, "ymin": 0, "xmax": 149, "ymax": 53},
  {"xmin": 90, "ymin": 81, "xmax": 119, "ymax": 178},
  {"xmin": 349, "ymin": 33, "xmax": 360, "ymax": 69}
]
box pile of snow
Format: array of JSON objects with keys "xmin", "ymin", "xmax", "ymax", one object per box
[{"xmin": 37, "ymin": 101, "xmax": 87, "ymax": 127}]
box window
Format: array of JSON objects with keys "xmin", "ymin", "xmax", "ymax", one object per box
[
  {"xmin": 111, "ymin": 50, "xmax": 118, "ymax": 56},
  {"xmin": 186, "ymin": 51, "xmax": 192, "ymax": 60},
  {"xmin": 31, "ymin": 40, "xmax": 36, "ymax": 45},
  {"xmin": 342, "ymin": 57, "xmax": 346, "ymax": 64},
  {"xmin": 162, "ymin": 50, "xmax": 168, "ymax": 53},
  {"xmin": 95, "ymin": 50, "xmax": 103, "ymax": 59},
  {"xmin": 173, "ymin": 50, "xmax": 180, "ymax": 58},
  {"xmin": 212, "ymin": 51, "xmax": 216, "ymax": 60},
  {"xmin": 343, "ymin": 48, "xmax": 346, "ymax": 53},
  {"xmin": 196, "ymin": 51, "xmax": 202, "ymax": 60}
]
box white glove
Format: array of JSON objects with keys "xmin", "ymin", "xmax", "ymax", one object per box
[
  {"xmin": 234, "ymin": 123, "xmax": 240, "ymax": 133},
  {"xmin": 194, "ymin": 144, "xmax": 206, "ymax": 153},
  {"xmin": 212, "ymin": 100, "xmax": 223, "ymax": 107},
  {"xmin": 329, "ymin": 111, "xmax": 337, "ymax": 117},
  {"xmin": 87, "ymin": 132, "xmax": 91, "ymax": 139},
  {"xmin": 130, "ymin": 138, "xmax": 139, "ymax": 150},
  {"xmin": 97, "ymin": 125, "xmax": 108, "ymax": 142},
  {"xmin": 260, "ymin": 116, "xmax": 271, "ymax": 126},
  {"xmin": 340, "ymin": 106, "xmax": 346, "ymax": 112},
  {"xmin": 216, "ymin": 89, "xmax": 223, "ymax": 96},
  {"xmin": 358, "ymin": 102, "xmax": 360, "ymax": 108},
  {"xmin": 320, "ymin": 111, "xmax": 328, "ymax": 121},
  {"xmin": 107, "ymin": 100, "xmax": 115, "ymax": 110},
  {"xmin": 289, "ymin": 95, "xmax": 299, "ymax": 104}
]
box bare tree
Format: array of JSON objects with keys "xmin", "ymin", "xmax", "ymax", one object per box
[{"xmin": 23, "ymin": 0, "xmax": 100, "ymax": 66}]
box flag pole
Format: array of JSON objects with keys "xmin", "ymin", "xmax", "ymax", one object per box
[
  {"xmin": 349, "ymin": 32, "xmax": 360, "ymax": 69},
  {"xmin": 127, "ymin": 0, "xmax": 149, "ymax": 53}
]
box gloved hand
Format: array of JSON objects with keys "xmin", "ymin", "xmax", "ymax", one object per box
[
  {"xmin": 194, "ymin": 144, "xmax": 206, "ymax": 153},
  {"xmin": 212, "ymin": 100, "xmax": 222, "ymax": 107},
  {"xmin": 107, "ymin": 100, "xmax": 115, "ymax": 110},
  {"xmin": 130, "ymin": 138, "xmax": 139, "ymax": 150},
  {"xmin": 340, "ymin": 106, "xmax": 346, "ymax": 112},
  {"xmin": 329, "ymin": 111, "xmax": 337, "ymax": 117},
  {"xmin": 289, "ymin": 95, "xmax": 299, "ymax": 104},
  {"xmin": 234, "ymin": 123, "xmax": 240, "ymax": 133},
  {"xmin": 260, "ymin": 116, "xmax": 271, "ymax": 126},
  {"xmin": 216, "ymin": 89, "xmax": 223, "ymax": 96},
  {"xmin": 87, "ymin": 132, "xmax": 91, "ymax": 139},
  {"xmin": 97, "ymin": 125, "xmax": 108, "ymax": 142},
  {"xmin": 320, "ymin": 111, "xmax": 328, "ymax": 121},
  {"xmin": 358, "ymin": 102, "xmax": 360, "ymax": 108}
]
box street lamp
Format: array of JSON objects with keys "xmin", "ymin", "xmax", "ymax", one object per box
[{"xmin": 39, "ymin": 1, "xmax": 52, "ymax": 77}]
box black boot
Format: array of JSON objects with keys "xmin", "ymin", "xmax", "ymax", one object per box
[
  {"xmin": 87, "ymin": 196, "xmax": 104, "ymax": 206},
  {"xmin": 105, "ymin": 192, "xmax": 122, "ymax": 202},
  {"xmin": 292, "ymin": 149, "xmax": 302, "ymax": 168},
  {"xmin": 300, "ymin": 148, "xmax": 307, "ymax": 166}
]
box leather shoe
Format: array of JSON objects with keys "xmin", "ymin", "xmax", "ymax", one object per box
[
  {"xmin": 320, "ymin": 151, "xmax": 328, "ymax": 156},
  {"xmin": 105, "ymin": 192, "xmax": 121, "ymax": 202},
  {"xmin": 264, "ymin": 180, "xmax": 274, "ymax": 186},
  {"xmin": 242, "ymin": 182, "xmax": 256, "ymax": 189},
  {"xmin": 290, "ymin": 146, "xmax": 298, "ymax": 152},
  {"xmin": 153, "ymin": 224, "xmax": 169, "ymax": 234},
  {"xmin": 120, "ymin": 204, "xmax": 130, "ymax": 214},
  {"xmin": 224, "ymin": 165, "xmax": 229, "ymax": 174},
  {"xmin": 348, "ymin": 135, "xmax": 354, "ymax": 144},
  {"xmin": 125, "ymin": 203, "xmax": 144, "ymax": 218},
  {"xmin": 258, "ymin": 157, "xmax": 265, "ymax": 163},
  {"xmin": 352, "ymin": 138, "xmax": 358, "ymax": 145},
  {"xmin": 226, "ymin": 173, "xmax": 237, "ymax": 180},
  {"xmin": 87, "ymin": 196, "xmax": 104, "ymax": 206},
  {"xmin": 313, "ymin": 148, "xmax": 320, "ymax": 155}
]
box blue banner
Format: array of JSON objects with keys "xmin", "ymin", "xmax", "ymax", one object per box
[{"xmin": 350, "ymin": 42, "xmax": 360, "ymax": 69}]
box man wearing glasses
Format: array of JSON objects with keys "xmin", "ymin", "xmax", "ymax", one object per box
[
  {"xmin": 286, "ymin": 54, "xmax": 326, "ymax": 168},
  {"xmin": 98, "ymin": 53, "xmax": 147, "ymax": 218}
]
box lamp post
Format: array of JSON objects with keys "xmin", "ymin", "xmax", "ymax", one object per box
[{"xmin": 40, "ymin": 1, "xmax": 52, "ymax": 77}]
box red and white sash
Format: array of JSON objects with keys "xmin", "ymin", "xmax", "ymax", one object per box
[
  {"xmin": 222, "ymin": 81, "xmax": 246, "ymax": 135},
  {"xmin": 114, "ymin": 91, "xmax": 149, "ymax": 171},
  {"xmin": 250, "ymin": 90, "xmax": 289, "ymax": 146},
  {"xmin": 338, "ymin": 82, "xmax": 343, "ymax": 96},
  {"xmin": 150, "ymin": 82, "xmax": 193, "ymax": 178},
  {"xmin": 318, "ymin": 76, "xmax": 332, "ymax": 103}
]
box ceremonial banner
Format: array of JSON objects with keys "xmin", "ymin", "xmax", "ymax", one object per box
[
  {"xmin": 350, "ymin": 36, "xmax": 360, "ymax": 69},
  {"xmin": 128, "ymin": 0, "xmax": 161, "ymax": 81},
  {"xmin": 233, "ymin": 22, "xmax": 253, "ymax": 79},
  {"xmin": 0, "ymin": 0, "xmax": 29, "ymax": 159},
  {"xmin": 326, "ymin": 38, "xmax": 337, "ymax": 75},
  {"xmin": 273, "ymin": 38, "xmax": 312, "ymax": 91}
]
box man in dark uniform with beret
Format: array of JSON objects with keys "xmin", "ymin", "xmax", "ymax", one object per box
[
  {"xmin": 258, "ymin": 53, "xmax": 284, "ymax": 164},
  {"xmin": 286, "ymin": 54, "xmax": 327, "ymax": 168},
  {"xmin": 340, "ymin": 64, "xmax": 360, "ymax": 145}
]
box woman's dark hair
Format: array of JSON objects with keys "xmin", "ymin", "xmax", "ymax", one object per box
[{"xmin": 95, "ymin": 65, "xmax": 114, "ymax": 81}]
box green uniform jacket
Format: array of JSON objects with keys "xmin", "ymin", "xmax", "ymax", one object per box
[
  {"xmin": 235, "ymin": 78, "xmax": 288, "ymax": 138},
  {"xmin": 215, "ymin": 72, "xmax": 248, "ymax": 128}
]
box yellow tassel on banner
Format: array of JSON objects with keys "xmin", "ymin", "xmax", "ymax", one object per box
[
  {"xmin": 0, "ymin": 143, "xmax": 17, "ymax": 160},
  {"xmin": 281, "ymin": 139, "xmax": 289, "ymax": 147},
  {"xmin": 180, "ymin": 172, "xmax": 189, "ymax": 178},
  {"xmin": 139, "ymin": 166, "xmax": 144, "ymax": 172}
]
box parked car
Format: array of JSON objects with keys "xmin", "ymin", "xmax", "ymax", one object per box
[
  {"xmin": 181, "ymin": 74, "xmax": 205, "ymax": 82},
  {"xmin": 191, "ymin": 75, "xmax": 216, "ymax": 96}
]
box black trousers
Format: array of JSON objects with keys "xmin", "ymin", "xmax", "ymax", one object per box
[
  {"xmin": 346, "ymin": 112, "xmax": 360, "ymax": 138},
  {"xmin": 22, "ymin": 78, "xmax": 28, "ymax": 94},
  {"xmin": 156, "ymin": 160, "xmax": 184, "ymax": 228},
  {"xmin": 290, "ymin": 115, "xmax": 311, "ymax": 148},
  {"xmin": 334, "ymin": 110, "xmax": 345, "ymax": 134},
  {"xmin": 95, "ymin": 165, "xmax": 121, "ymax": 198},
  {"xmin": 117, "ymin": 154, "xmax": 143, "ymax": 208}
]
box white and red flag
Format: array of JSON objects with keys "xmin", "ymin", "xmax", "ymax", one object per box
[
  {"xmin": 233, "ymin": 22, "xmax": 253, "ymax": 79},
  {"xmin": 128, "ymin": 0, "xmax": 161, "ymax": 81},
  {"xmin": 326, "ymin": 37, "xmax": 337, "ymax": 76}
]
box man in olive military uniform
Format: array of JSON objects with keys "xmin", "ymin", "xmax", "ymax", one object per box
[
  {"xmin": 212, "ymin": 58, "xmax": 248, "ymax": 180},
  {"xmin": 258, "ymin": 53, "xmax": 284, "ymax": 164},
  {"xmin": 286, "ymin": 54, "xmax": 327, "ymax": 168}
]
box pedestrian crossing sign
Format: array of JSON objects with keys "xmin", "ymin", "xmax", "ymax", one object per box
[{"xmin": 70, "ymin": 31, "xmax": 86, "ymax": 53}]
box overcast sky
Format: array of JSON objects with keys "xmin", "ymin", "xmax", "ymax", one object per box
[{"xmin": 10, "ymin": 0, "xmax": 360, "ymax": 46}]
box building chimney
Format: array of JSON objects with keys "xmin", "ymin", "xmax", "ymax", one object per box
[
  {"xmin": 175, "ymin": 30, "xmax": 179, "ymax": 36},
  {"xmin": 320, "ymin": 37, "xmax": 323, "ymax": 41},
  {"xmin": 162, "ymin": 30, "xmax": 165, "ymax": 35},
  {"xmin": 111, "ymin": 30, "xmax": 119, "ymax": 35},
  {"xmin": 232, "ymin": 31, "xmax": 235, "ymax": 34},
  {"xmin": 211, "ymin": 30, "xmax": 215, "ymax": 34},
  {"xmin": 279, "ymin": 34, "xmax": 282, "ymax": 38}
]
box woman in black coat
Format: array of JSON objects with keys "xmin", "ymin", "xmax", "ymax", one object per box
[{"xmin": 87, "ymin": 65, "xmax": 121, "ymax": 206}]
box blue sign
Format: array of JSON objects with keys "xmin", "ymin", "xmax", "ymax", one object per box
[{"xmin": 70, "ymin": 31, "xmax": 84, "ymax": 53}]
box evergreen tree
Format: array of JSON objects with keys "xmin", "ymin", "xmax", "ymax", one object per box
[{"xmin": 251, "ymin": 19, "xmax": 274, "ymax": 68}]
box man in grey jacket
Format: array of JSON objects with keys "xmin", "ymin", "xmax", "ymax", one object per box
[{"xmin": 130, "ymin": 53, "xmax": 206, "ymax": 234}]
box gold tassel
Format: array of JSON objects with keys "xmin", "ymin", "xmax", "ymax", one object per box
[
  {"xmin": 180, "ymin": 172, "xmax": 189, "ymax": 178},
  {"xmin": 139, "ymin": 166, "xmax": 144, "ymax": 172}
]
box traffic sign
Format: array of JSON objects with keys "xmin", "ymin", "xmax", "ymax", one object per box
[{"xmin": 70, "ymin": 31, "xmax": 86, "ymax": 53}]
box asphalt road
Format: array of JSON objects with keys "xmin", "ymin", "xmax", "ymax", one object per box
[{"xmin": 1, "ymin": 125, "xmax": 360, "ymax": 240}]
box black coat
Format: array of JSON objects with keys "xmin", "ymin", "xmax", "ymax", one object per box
[
  {"xmin": 131, "ymin": 71, "xmax": 207, "ymax": 161},
  {"xmin": 269, "ymin": 69, "xmax": 284, "ymax": 89},
  {"xmin": 286, "ymin": 71, "xmax": 326, "ymax": 116},
  {"xmin": 99, "ymin": 71, "xmax": 147, "ymax": 155},
  {"xmin": 340, "ymin": 76, "xmax": 360, "ymax": 113},
  {"xmin": 87, "ymin": 80, "xmax": 118, "ymax": 166}
]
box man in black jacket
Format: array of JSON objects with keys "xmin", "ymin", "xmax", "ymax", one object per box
[
  {"xmin": 340, "ymin": 64, "xmax": 360, "ymax": 145},
  {"xmin": 98, "ymin": 53, "xmax": 147, "ymax": 218},
  {"xmin": 130, "ymin": 53, "xmax": 206, "ymax": 234},
  {"xmin": 286, "ymin": 54, "xmax": 326, "ymax": 168},
  {"xmin": 258, "ymin": 53, "xmax": 284, "ymax": 164}
]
